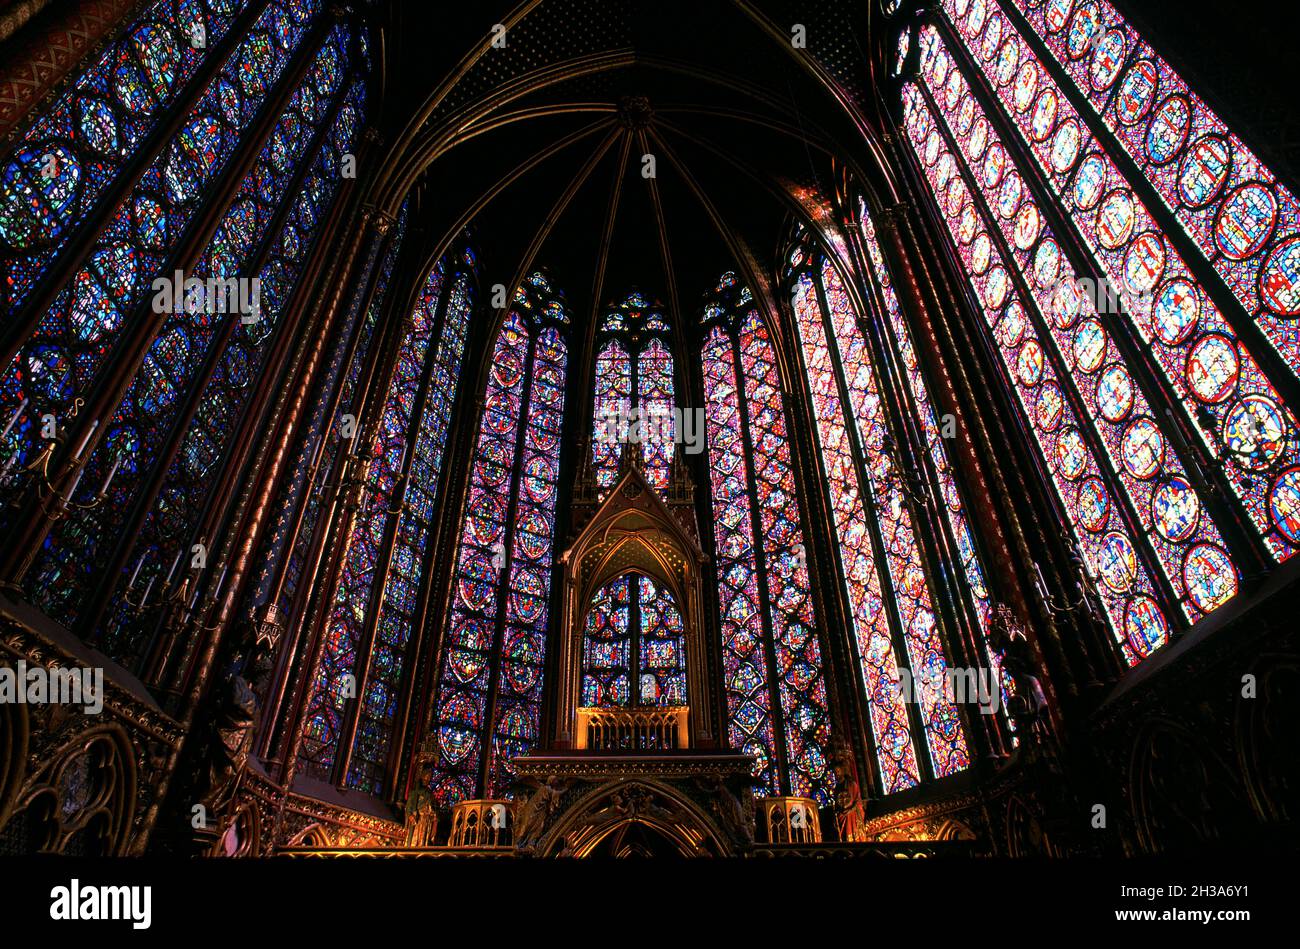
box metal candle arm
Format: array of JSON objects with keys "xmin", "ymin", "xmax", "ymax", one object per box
[{"xmin": 1032, "ymin": 557, "xmax": 1102, "ymax": 624}]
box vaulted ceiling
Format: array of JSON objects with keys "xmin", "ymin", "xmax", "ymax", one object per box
[{"xmin": 362, "ymin": 0, "xmax": 897, "ymax": 336}]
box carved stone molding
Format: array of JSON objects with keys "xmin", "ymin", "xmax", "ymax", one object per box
[{"xmin": 0, "ymin": 610, "xmax": 183, "ymax": 854}]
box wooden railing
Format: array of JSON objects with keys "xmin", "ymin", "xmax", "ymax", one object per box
[{"xmin": 574, "ymin": 706, "xmax": 690, "ymax": 751}]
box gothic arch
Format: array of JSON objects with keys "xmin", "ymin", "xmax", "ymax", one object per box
[
  {"xmin": 555, "ymin": 465, "xmax": 713, "ymax": 748},
  {"xmin": 1128, "ymin": 717, "xmax": 1249, "ymax": 855},
  {"xmin": 533, "ymin": 778, "xmax": 732, "ymax": 858},
  {"xmin": 11, "ymin": 724, "xmax": 135, "ymax": 856},
  {"xmin": 1234, "ymin": 656, "xmax": 1300, "ymax": 825}
]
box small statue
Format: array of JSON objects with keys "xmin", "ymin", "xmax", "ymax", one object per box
[
  {"xmin": 988, "ymin": 604, "xmax": 1051, "ymax": 745},
  {"xmin": 403, "ymin": 758, "xmax": 438, "ymax": 848},
  {"xmin": 513, "ymin": 773, "xmax": 566, "ymax": 849},
  {"xmin": 704, "ymin": 777, "xmax": 754, "ymax": 847},
  {"xmin": 828, "ymin": 740, "xmax": 863, "ymax": 842}
]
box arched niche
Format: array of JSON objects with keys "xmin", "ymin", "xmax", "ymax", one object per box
[{"xmin": 553, "ymin": 466, "xmax": 713, "ymax": 749}]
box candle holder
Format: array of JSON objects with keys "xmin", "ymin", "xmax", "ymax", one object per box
[{"xmin": 1032, "ymin": 553, "xmax": 1103, "ymax": 627}]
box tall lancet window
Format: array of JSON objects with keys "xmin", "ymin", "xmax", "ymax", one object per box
[
  {"xmin": 0, "ymin": 3, "xmax": 365, "ymax": 642},
  {"xmin": 854, "ymin": 199, "xmax": 1010, "ymax": 715},
  {"xmin": 893, "ymin": 0, "xmax": 1300, "ymax": 661},
  {"xmin": 925, "ymin": 1, "xmax": 1300, "ymax": 566},
  {"xmin": 298, "ymin": 245, "xmax": 477, "ymax": 794},
  {"xmin": 700, "ymin": 274, "xmax": 835, "ymax": 804},
  {"xmin": 592, "ymin": 291, "xmax": 675, "ymax": 492},
  {"xmin": 580, "ymin": 574, "xmax": 687, "ymax": 708},
  {"xmin": 431, "ymin": 273, "xmax": 569, "ymax": 804},
  {"xmin": 787, "ymin": 243, "xmax": 970, "ymax": 793},
  {"xmin": 1, "ymin": 0, "xmax": 249, "ymax": 308}
]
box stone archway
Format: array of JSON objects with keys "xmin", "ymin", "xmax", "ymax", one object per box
[{"xmin": 529, "ymin": 778, "xmax": 736, "ymax": 858}]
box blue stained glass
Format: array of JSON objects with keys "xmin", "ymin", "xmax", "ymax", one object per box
[
  {"xmin": 28, "ymin": 24, "xmax": 353, "ymax": 636},
  {"xmin": 1, "ymin": 0, "xmax": 249, "ymax": 304}
]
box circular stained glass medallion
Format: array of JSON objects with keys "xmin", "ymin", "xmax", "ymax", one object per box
[
  {"xmin": 1076, "ymin": 477, "xmax": 1110, "ymax": 532},
  {"xmin": 1214, "ymin": 183, "xmax": 1278, "ymax": 261},
  {"xmin": 1178, "ymin": 135, "xmax": 1232, "ymax": 208},
  {"xmin": 1124, "ymin": 596, "xmax": 1168, "ymax": 657},
  {"xmin": 1116, "ymin": 60, "xmax": 1159, "ymax": 125},
  {"xmin": 1097, "ymin": 531, "xmax": 1138, "ymax": 593},
  {"xmin": 1146, "ymin": 95, "xmax": 1191, "ymax": 165},
  {"xmin": 1152, "ymin": 477, "xmax": 1200, "ymax": 542},
  {"xmin": 1182, "ymin": 543, "xmax": 1237, "ymax": 612},
  {"xmin": 1056, "ymin": 427, "xmax": 1089, "ymax": 480},
  {"xmin": 1121, "ymin": 417, "xmax": 1165, "ymax": 480},
  {"xmin": 1152, "ymin": 279, "xmax": 1200, "ymax": 345},
  {"xmin": 1268, "ymin": 467, "xmax": 1300, "ymax": 544},
  {"xmin": 1096, "ymin": 364, "xmax": 1135, "ymax": 422},
  {"xmin": 1223, "ymin": 394, "xmax": 1286, "ymax": 471},
  {"xmin": 1186, "ymin": 334, "xmax": 1239, "ymax": 404},
  {"xmin": 1259, "ymin": 236, "xmax": 1300, "ymax": 317}
]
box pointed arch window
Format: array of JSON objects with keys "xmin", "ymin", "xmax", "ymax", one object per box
[
  {"xmin": 5, "ymin": 5, "xmax": 355, "ymax": 636},
  {"xmin": 580, "ymin": 573, "xmax": 687, "ymax": 708},
  {"xmin": 854, "ymin": 202, "xmax": 1006, "ymax": 697},
  {"xmin": 592, "ymin": 291, "xmax": 675, "ymax": 492},
  {"xmin": 258, "ymin": 207, "xmax": 413, "ymax": 632},
  {"xmin": 3, "ymin": 0, "xmax": 327, "ymax": 475},
  {"xmin": 0, "ymin": 0, "xmax": 249, "ymax": 309},
  {"xmin": 431, "ymin": 273, "xmax": 569, "ymax": 804},
  {"xmin": 298, "ymin": 243, "xmax": 477, "ymax": 793},
  {"xmin": 1009, "ymin": 0, "xmax": 1300, "ymax": 376},
  {"xmin": 915, "ymin": 2, "xmax": 1298, "ymax": 574},
  {"xmin": 700, "ymin": 274, "xmax": 835, "ymax": 804},
  {"xmin": 894, "ymin": 2, "xmax": 1300, "ymax": 661},
  {"xmin": 787, "ymin": 244, "xmax": 971, "ymax": 792}
]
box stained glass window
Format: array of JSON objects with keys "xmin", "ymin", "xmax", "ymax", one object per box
[
  {"xmin": 0, "ymin": 0, "xmax": 248, "ymax": 312},
  {"xmin": 105, "ymin": 64, "xmax": 369, "ymax": 669},
  {"xmin": 789, "ymin": 248, "xmax": 970, "ymax": 788},
  {"xmin": 928, "ymin": 1, "xmax": 1298, "ymax": 568},
  {"xmin": 431, "ymin": 275, "xmax": 569, "ymax": 804},
  {"xmin": 23, "ymin": 19, "xmax": 354, "ymax": 634},
  {"xmin": 2, "ymin": 0, "xmax": 324, "ymax": 505},
  {"xmin": 854, "ymin": 202, "xmax": 1012, "ymax": 716},
  {"xmin": 257, "ymin": 207, "xmax": 411, "ymax": 627},
  {"xmin": 896, "ymin": 1, "xmax": 1298, "ymax": 662},
  {"xmin": 591, "ymin": 291, "xmax": 675, "ymax": 492},
  {"xmin": 901, "ymin": 74, "xmax": 1173, "ymax": 660},
  {"xmin": 580, "ymin": 573, "xmax": 687, "ymax": 708},
  {"xmin": 298, "ymin": 244, "xmax": 476, "ymax": 793},
  {"xmin": 700, "ymin": 277, "xmax": 835, "ymax": 804},
  {"xmin": 1007, "ymin": 0, "xmax": 1300, "ymax": 382}
]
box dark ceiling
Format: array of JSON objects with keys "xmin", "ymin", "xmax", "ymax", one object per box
[{"xmin": 368, "ymin": 0, "xmax": 880, "ymax": 338}]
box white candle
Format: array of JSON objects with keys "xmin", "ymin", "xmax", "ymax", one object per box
[
  {"xmin": 65, "ymin": 465, "xmax": 85, "ymax": 501},
  {"xmin": 73, "ymin": 419, "xmax": 99, "ymax": 461},
  {"xmin": 98, "ymin": 454, "xmax": 122, "ymax": 497},
  {"xmin": 1, "ymin": 397, "xmax": 28, "ymax": 441}
]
